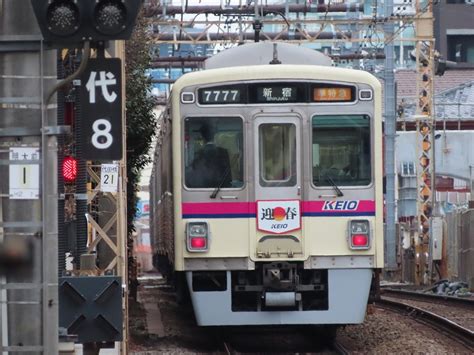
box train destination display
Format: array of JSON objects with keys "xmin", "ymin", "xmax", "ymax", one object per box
[{"xmin": 198, "ymin": 82, "xmax": 356, "ymax": 104}]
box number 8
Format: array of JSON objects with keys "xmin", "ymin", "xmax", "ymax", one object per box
[{"xmin": 92, "ymin": 119, "xmax": 113, "ymax": 149}]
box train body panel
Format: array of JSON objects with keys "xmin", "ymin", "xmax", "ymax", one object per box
[
  {"xmin": 150, "ymin": 56, "xmax": 383, "ymax": 326},
  {"xmin": 188, "ymin": 269, "xmax": 372, "ymax": 325}
]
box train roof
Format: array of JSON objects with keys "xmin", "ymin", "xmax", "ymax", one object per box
[
  {"xmin": 204, "ymin": 42, "xmax": 332, "ymax": 68},
  {"xmin": 172, "ymin": 64, "xmax": 382, "ymax": 95}
]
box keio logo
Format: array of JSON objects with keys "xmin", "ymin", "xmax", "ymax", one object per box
[{"xmin": 322, "ymin": 200, "xmax": 359, "ymax": 211}]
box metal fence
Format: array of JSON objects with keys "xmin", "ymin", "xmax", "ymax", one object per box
[
  {"xmin": 460, "ymin": 210, "xmax": 474, "ymax": 289},
  {"xmin": 446, "ymin": 209, "xmax": 474, "ymax": 289}
]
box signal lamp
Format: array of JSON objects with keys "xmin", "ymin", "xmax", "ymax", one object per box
[
  {"xmin": 93, "ymin": 0, "xmax": 127, "ymax": 36},
  {"xmin": 46, "ymin": 0, "xmax": 81, "ymax": 36},
  {"xmin": 31, "ymin": 0, "xmax": 143, "ymax": 46},
  {"xmin": 62, "ymin": 156, "xmax": 78, "ymax": 183}
]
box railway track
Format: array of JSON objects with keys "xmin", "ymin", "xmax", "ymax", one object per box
[
  {"xmin": 218, "ymin": 326, "xmax": 350, "ymax": 354},
  {"xmin": 382, "ymin": 287, "xmax": 474, "ymax": 307},
  {"xmin": 376, "ymin": 290, "xmax": 474, "ymax": 349},
  {"xmin": 331, "ymin": 339, "xmax": 352, "ymax": 355},
  {"xmin": 382, "ymin": 288, "xmax": 474, "ymax": 330},
  {"xmin": 221, "ymin": 339, "xmax": 350, "ymax": 355}
]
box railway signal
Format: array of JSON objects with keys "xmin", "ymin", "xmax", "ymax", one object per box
[
  {"xmin": 62, "ymin": 156, "xmax": 78, "ymax": 183},
  {"xmin": 30, "ymin": 0, "xmax": 143, "ymax": 46}
]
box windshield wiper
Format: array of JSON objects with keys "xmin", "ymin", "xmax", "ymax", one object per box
[
  {"xmin": 210, "ymin": 164, "xmax": 232, "ymax": 199},
  {"xmin": 324, "ymin": 174, "xmax": 344, "ymax": 197},
  {"xmin": 210, "ymin": 154, "xmax": 240, "ymax": 199}
]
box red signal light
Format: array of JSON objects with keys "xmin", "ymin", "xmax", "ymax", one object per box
[{"xmin": 62, "ymin": 156, "xmax": 77, "ymax": 182}]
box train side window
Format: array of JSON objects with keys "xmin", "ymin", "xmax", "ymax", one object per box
[
  {"xmin": 259, "ymin": 123, "xmax": 297, "ymax": 187},
  {"xmin": 312, "ymin": 115, "xmax": 371, "ymax": 187},
  {"xmin": 184, "ymin": 117, "xmax": 244, "ymax": 189}
]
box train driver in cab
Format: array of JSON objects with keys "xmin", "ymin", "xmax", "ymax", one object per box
[{"xmin": 187, "ymin": 123, "xmax": 232, "ymax": 188}]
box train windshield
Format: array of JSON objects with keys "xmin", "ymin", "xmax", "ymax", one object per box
[
  {"xmin": 259, "ymin": 123, "xmax": 297, "ymax": 187},
  {"xmin": 312, "ymin": 115, "xmax": 371, "ymax": 187},
  {"xmin": 184, "ymin": 117, "xmax": 244, "ymax": 189}
]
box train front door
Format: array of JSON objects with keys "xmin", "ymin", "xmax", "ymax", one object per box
[{"xmin": 252, "ymin": 115, "xmax": 304, "ymax": 259}]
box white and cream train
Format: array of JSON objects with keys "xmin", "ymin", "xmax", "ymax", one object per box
[{"xmin": 150, "ymin": 43, "xmax": 383, "ymax": 327}]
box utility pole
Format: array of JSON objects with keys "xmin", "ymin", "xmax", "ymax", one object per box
[
  {"xmin": 384, "ymin": 0, "xmax": 398, "ymax": 272},
  {"xmin": 0, "ymin": 0, "xmax": 58, "ymax": 353},
  {"xmin": 414, "ymin": 0, "xmax": 435, "ymax": 285}
]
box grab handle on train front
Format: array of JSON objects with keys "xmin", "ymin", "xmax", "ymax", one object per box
[{"xmin": 220, "ymin": 195, "xmax": 238, "ymax": 200}]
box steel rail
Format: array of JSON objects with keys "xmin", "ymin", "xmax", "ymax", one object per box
[
  {"xmin": 381, "ymin": 288, "xmax": 474, "ymax": 308},
  {"xmin": 376, "ymin": 298, "xmax": 474, "ymax": 349},
  {"xmin": 332, "ymin": 340, "xmax": 351, "ymax": 355},
  {"xmin": 223, "ymin": 341, "xmax": 232, "ymax": 355}
]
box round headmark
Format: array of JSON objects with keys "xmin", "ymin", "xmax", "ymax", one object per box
[{"xmin": 273, "ymin": 207, "xmax": 286, "ymax": 221}]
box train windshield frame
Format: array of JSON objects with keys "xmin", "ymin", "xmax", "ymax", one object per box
[
  {"xmin": 183, "ymin": 116, "xmax": 244, "ymax": 189},
  {"xmin": 311, "ymin": 114, "xmax": 372, "ymax": 187}
]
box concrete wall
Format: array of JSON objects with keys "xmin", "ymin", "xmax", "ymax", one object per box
[{"xmin": 396, "ymin": 131, "xmax": 474, "ymax": 182}]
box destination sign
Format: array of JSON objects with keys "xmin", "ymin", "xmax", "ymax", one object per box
[
  {"xmin": 197, "ymin": 82, "xmax": 356, "ymax": 105},
  {"xmin": 253, "ymin": 85, "xmax": 298, "ymax": 103}
]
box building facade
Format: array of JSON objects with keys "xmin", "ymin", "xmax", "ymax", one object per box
[{"xmin": 434, "ymin": 0, "xmax": 474, "ymax": 67}]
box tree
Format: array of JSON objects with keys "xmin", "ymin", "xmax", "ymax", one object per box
[{"xmin": 125, "ymin": 11, "xmax": 156, "ymax": 287}]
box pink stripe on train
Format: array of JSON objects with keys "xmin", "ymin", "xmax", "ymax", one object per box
[
  {"xmin": 182, "ymin": 202, "xmax": 256, "ymax": 215},
  {"xmin": 182, "ymin": 200, "xmax": 376, "ymax": 218}
]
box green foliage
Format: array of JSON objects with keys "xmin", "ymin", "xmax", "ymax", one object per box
[{"xmin": 125, "ymin": 13, "xmax": 156, "ymax": 237}]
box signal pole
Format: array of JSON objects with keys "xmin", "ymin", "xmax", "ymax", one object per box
[
  {"xmin": 0, "ymin": 0, "xmax": 58, "ymax": 353},
  {"xmin": 414, "ymin": 0, "xmax": 435, "ymax": 285}
]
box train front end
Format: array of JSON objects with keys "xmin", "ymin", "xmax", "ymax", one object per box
[{"xmin": 171, "ymin": 65, "xmax": 383, "ymax": 326}]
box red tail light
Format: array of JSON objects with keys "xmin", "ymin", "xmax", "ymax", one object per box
[
  {"xmin": 190, "ymin": 237, "xmax": 207, "ymax": 249},
  {"xmin": 352, "ymin": 234, "xmax": 369, "ymax": 247}
]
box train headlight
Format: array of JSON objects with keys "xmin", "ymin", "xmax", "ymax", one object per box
[
  {"xmin": 186, "ymin": 222, "xmax": 209, "ymax": 252},
  {"xmin": 348, "ymin": 220, "xmax": 371, "ymax": 250}
]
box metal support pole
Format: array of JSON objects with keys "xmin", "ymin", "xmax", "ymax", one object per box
[
  {"xmin": 470, "ymin": 166, "xmax": 474, "ymax": 209},
  {"xmin": 143, "ymin": 3, "xmax": 365, "ymax": 16},
  {"xmin": 414, "ymin": 0, "xmax": 435, "ymax": 285},
  {"xmin": 384, "ymin": 0, "xmax": 398, "ymax": 270},
  {"xmin": 0, "ymin": 1, "xmax": 58, "ymax": 353},
  {"xmin": 40, "ymin": 40, "xmax": 59, "ymax": 355}
]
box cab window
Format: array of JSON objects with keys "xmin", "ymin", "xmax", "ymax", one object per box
[
  {"xmin": 312, "ymin": 115, "xmax": 371, "ymax": 187},
  {"xmin": 184, "ymin": 117, "xmax": 243, "ymax": 188}
]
